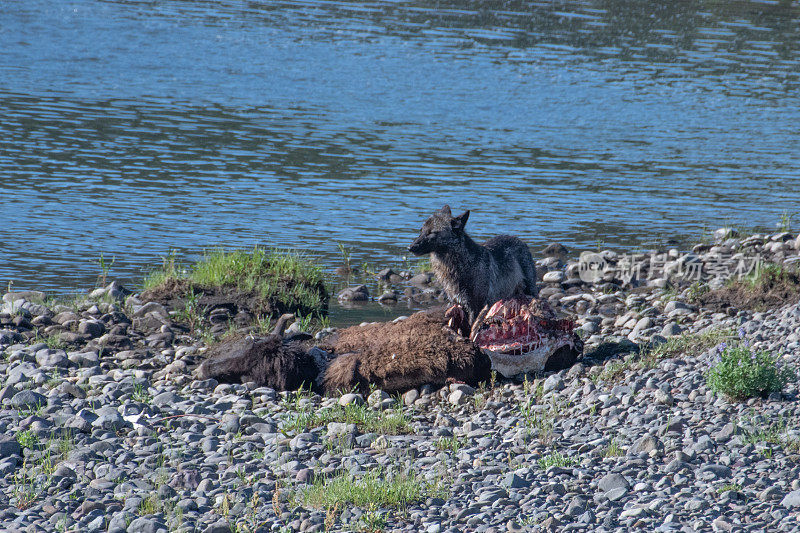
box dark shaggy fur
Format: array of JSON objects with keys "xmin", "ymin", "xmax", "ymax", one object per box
[
  {"xmin": 321, "ymin": 309, "xmax": 492, "ymax": 395},
  {"xmin": 408, "ymin": 205, "xmax": 538, "ymax": 324},
  {"xmin": 197, "ymin": 335, "xmax": 319, "ymax": 391},
  {"xmin": 196, "ymin": 314, "xmax": 321, "ymax": 391}
]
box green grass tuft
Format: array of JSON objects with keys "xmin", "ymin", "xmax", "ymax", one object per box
[
  {"xmin": 142, "ymin": 246, "xmax": 328, "ymax": 319},
  {"xmin": 706, "ymin": 343, "xmax": 794, "ymax": 400},
  {"xmin": 282, "ymin": 402, "xmax": 411, "ymax": 436},
  {"xmin": 538, "ymin": 450, "xmax": 577, "ymax": 469},
  {"xmin": 301, "ymin": 468, "xmax": 442, "ymax": 511}
]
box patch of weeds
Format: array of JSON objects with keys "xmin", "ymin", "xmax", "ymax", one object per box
[
  {"xmin": 132, "ymin": 382, "xmax": 152, "ymax": 403},
  {"xmin": 34, "ymin": 331, "xmax": 67, "ymax": 351},
  {"xmin": 15, "ymin": 430, "xmax": 39, "ymax": 450},
  {"xmin": 96, "ymin": 252, "xmax": 115, "ymax": 287},
  {"xmin": 143, "ymin": 247, "xmax": 328, "ymax": 321},
  {"xmin": 174, "ymin": 288, "xmax": 204, "ymax": 331},
  {"xmin": 141, "ymin": 249, "xmax": 182, "ymax": 290},
  {"xmin": 718, "ymin": 482, "xmax": 743, "ymax": 494},
  {"xmin": 647, "ymin": 328, "xmax": 734, "ymax": 361},
  {"xmin": 603, "ymin": 438, "xmax": 624, "ymax": 458},
  {"xmin": 254, "ymin": 315, "xmax": 273, "ymax": 334},
  {"xmin": 686, "ymin": 281, "xmax": 709, "ymax": 302},
  {"xmin": 660, "ymin": 287, "xmax": 679, "ymax": 302},
  {"xmin": 706, "ymin": 344, "xmax": 794, "ymax": 400},
  {"xmin": 301, "ymin": 468, "xmax": 443, "ymax": 511},
  {"xmin": 777, "ymin": 210, "xmax": 797, "ymax": 233},
  {"xmin": 295, "ymin": 312, "xmax": 330, "ymax": 333},
  {"xmin": 585, "ymin": 328, "xmax": 739, "ymax": 383},
  {"xmin": 740, "ymin": 263, "xmax": 793, "ymax": 291},
  {"xmin": 519, "ymin": 396, "xmax": 566, "ymax": 445},
  {"xmin": 337, "ymin": 243, "xmax": 353, "ymax": 273},
  {"xmin": 595, "ymin": 358, "xmax": 634, "ymax": 383},
  {"xmin": 283, "ymin": 402, "xmax": 411, "ymax": 436},
  {"xmin": 434, "ymin": 436, "xmax": 465, "ymax": 454},
  {"xmin": 16, "ymin": 400, "xmax": 46, "ymax": 418},
  {"xmin": 11, "ymin": 461, "xmax": 41, "ymax": 510},
  {"xmin": 356, "ymin": 509, "xmax": 388, "ymax": 532},
  {"xmin": 538, "ymin": 450, "xmax": 577, "ymax": 469}
]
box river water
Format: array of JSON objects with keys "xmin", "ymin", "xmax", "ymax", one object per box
[{"xmin": 2, "ymin": 0, "xmax": 800, "ymax": 308}]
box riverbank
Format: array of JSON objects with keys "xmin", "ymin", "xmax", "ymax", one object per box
[{"xmin": 1, "ymin": 229, "xmax": 800, "ymax": 532}]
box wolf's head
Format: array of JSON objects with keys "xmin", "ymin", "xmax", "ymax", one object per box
[{"xmin": 408, "ymin": 205, "xmax": 470, "ymax": 256}]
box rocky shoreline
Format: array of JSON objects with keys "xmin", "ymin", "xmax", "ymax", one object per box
[{"xmin": 2, "ymin": 229, "xmax": 800, "ymax": 532}]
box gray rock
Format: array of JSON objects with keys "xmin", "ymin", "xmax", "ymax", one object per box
[
  {"xmin": 78, "ymin": 320, "xmax": 105, "ymax": 337},
  {"xmin": 448, "ymin": 390, "xmax": 469, "ymax": 406},
  {"xmin": 543, "ymin": 374, "xmax": 564, "ymax": 393},
  {"xmin": 202, "ymin": 520, "xmax": 232, "ymax": 533},
  {"xmin": 152, "ymin": 391, "xmax": 183, "ymax": 407},
  {"xmin": 220, "ymin": 414, "xmax": 240, "ymax": 434},
  {"xmin": 127, "ymin": 517, "xmax": 168, "ymax": 533},
  {"xmin": 661, "ymin": 322, "xmax": 683, "ymax": 337},
  {"xmin": 598, "ymin": 473, "xmax": 630, "ymax": 493},
  {"xmin": 337, "ymin": 285, "xmax": 369, "ymax": 302},
  {"xmin": 133, "ymin": 302, "xmax": 168, "ymax": 319},
  {"xmin": 502, "ymin": 472, "xmax": 530, "ymax": 489},
  {"xmin": 780, "ymin": 490, "xmax": 800, "ymax": 508},
  {"xmin": 543, "ymin": 271, "xmax": 565, "ymax": 283},
  {"xmin": 10, "ymin": 390, "xmax": 47, "ymax": 410},
  {"xmin": 699, "ymin": 464, "xmax": 732, "ymax": 479},
  {"xmin": 92, "ymin": 411, "xmax": 129, "ymax": 432},
  {"xmin": 367, "ymin": 390, "xmax": 389, "ymax": 407},
  {"xmin": 629, "ymin": 435, "xmax": 663, "ymax": 456},
  {"xmin": 403, "ymin": 389, "xmax": 419, "ymax": 406},
  {"xmin": 339, "ymin": 393, "xmax": 364, "ymax": 406},
  {"xmin": 0, "ymin": 435, "xmax": 21, "ymax": 458}
]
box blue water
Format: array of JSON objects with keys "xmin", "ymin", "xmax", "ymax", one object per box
[{"xmin": 2, "ymin": 0, "xmax": 799, "ymax": 296}]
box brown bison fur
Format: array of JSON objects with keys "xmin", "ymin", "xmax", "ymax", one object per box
[
  {"xmin": 322, "ymin": 309, "xmax": 491, "ymax": 395},
  {"xmin": 196, "ymin": 314, "xmax": 321, "ymax": 392}
]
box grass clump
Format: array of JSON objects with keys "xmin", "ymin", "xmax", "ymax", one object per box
[
  {"xmin": 142, "ymin": 247, "xmax": 328, "ymax": 324},
  {"xmin": 538, "ymin": 450, "xmax": 577, "ymax": 469},
  {"xmin": 301, "ymin": 468, "xmax": 441, "ymax": 511},
  {"xmin": 706, "ymin": 343, "xmax": 794, "ymax": 401},
  {"xmin": 282, "ymin": 402, "xmax": 411, "ymax": 436},
  {"xmin": 434, "ymin": 436, "xmax": 465, "ymax": 454}
]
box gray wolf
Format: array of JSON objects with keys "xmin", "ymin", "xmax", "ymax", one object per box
[{"xmin": 408, "ymin": 205, "xmax": 538, "ymax": 324}]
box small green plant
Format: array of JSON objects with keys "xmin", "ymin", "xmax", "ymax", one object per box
[
  {"xmin": 434, "ymin": 436, "xmax": 465, "ymax": 454},
  {"xmin": 337, "ymin": 243, "xmax": 352, "ymax": 273},
  {"xmin": 357, "ymin": 510, "xmax": 388, "ymax": 532},
  {"xmin": 97, "ymin": 252, "xmax": 116, "ymax": 287},
  {"xmin": 686, "ymin": 281, "xmax": 709, "ymax": 301},
  {"xmin": 301, "ymin": 468, "xmax": 442, "ymax": 511},
  {"xmin": 604, "ymin": 438, "xmax": 624, "ymax": 458},
  {"xmin": 132, "ymin": 382, "xmax": 151, "ymax": 403},
  {"xmin": 255, "ymin": 315, "xmax": 272, "ymax": 334},
  {"xmin": 538, "ymin": 450, "xmax": 577, "ymax": 469},
  {"xmin": 143, "ymin": 247, "xmax": 328, "ymax": 319},
  {"xmin": 706, "ymin": 343, "xmax": 794, "ymax": 400},
  {"xmin": 777, "ymin": 210, "xmax": 797, "ymax": 232},
  {"xmin": 718, "ymin": 483, "xmax": 742, "ymax": 494},
  {"xmin": 519, "ymin": 396, "xmax": 565, "ymax": 444},
  {"xmin": 15, "ymin": 430, "xmax": 39, "ymax": 450},
  {"xmin": 175, "ymin": 288, "xmax": 204, "ymax": 331}
]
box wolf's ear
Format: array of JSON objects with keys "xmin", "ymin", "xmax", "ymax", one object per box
[
  {"xmin": 439, "ymin": 204, "xmax": 452, "ymax": 216},
  {"xmin": 451, "ymin": 210, "xmax": 470, "ymax": 230}
]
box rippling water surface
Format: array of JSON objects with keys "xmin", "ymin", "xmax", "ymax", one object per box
[{"xmin": 2, "ymin": 0, "xmax": 800, "ymax": 298}]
